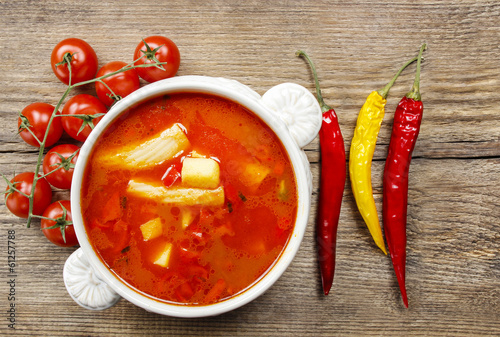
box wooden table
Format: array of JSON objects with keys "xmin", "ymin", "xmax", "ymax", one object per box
[{"xmin": 1, "ymin": 1, "xmax": 499, "ymax": 336}]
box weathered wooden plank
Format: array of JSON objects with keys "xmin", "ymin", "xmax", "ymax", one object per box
[
  {"xmin": 1, "ymin": 3, "xmax": 499, "ymax": 159},
  {"xmin": 1, "ymin": 158, "xmax": 498, "ymax": 336}
]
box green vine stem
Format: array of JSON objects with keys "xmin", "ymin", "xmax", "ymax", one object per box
[
  {"xmin": 27, "ymin": 86, "xmax": 72, "ymax": 227},
  {"xmin": 37, "ymin": 149, "xmax": 79, "ymax": 180},
  {"xmin": 10, "ymin": 45, "xmax": 167, "ymax": 228},
  {"xmin": 2, "ymin": 174, "xmax": 31, "ymax": 198},
  {"xmin": 378, "ymin": 56, "xmax": 419, "ymax": 99},
  {"xmin": 97, "ymin": 79, "xmax": 121, "ymax": 103},
  {"xmin": 18, "ymin": 114, "xmax": 43, "ymax": 146},
  {"xmin": 33, "ymin": 202, "xmax": 72, "ymax": 243}
]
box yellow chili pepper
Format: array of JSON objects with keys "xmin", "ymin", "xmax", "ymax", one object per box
[{"xmin": 349, "ymin": 56, "xmax": 418, "ymax": 254}]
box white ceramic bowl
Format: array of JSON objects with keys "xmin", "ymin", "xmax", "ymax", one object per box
[{"xmin": 66, "ymin": 75, "xmax": 321, "ymax": 317}]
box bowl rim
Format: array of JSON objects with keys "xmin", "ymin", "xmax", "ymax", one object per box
[{"xmin": 70, "ymin": 75, "xmax": 311, "ymax": 317}]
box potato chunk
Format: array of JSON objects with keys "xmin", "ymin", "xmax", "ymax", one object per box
[
  {"xmin": 153, "ymin": 243, "xmax": 173, "ymax": 267},
  {"xmin": 139, "ymin": 217, "xmax": 163, "ymax": 241},
  {"xmin": 181, "ymin": 208, "xmax": 197, "ymax": 229},
  {"xmin": 181, "ymin": 157, "xmax": 220, "ymax": 189},
  {"xmin": 240, "ymin": 161, "xmax": 270, "ymax": 188}
]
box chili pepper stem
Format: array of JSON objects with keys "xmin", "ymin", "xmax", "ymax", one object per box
[
  {"xmin": 378, "ymin": 56, "xmax": 418, "ymax": 99},
  {"xmin": 406, "ymin": 43, "xmax": 426, "ymax": 101},
  {"xmin": 296, "ymin": 50, "xmax": 332, "ymax": 113}
]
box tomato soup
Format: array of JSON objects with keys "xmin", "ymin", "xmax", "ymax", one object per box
[{"xmin": 81, "ymin": 93, "xmax": 297, "ymax": 305}]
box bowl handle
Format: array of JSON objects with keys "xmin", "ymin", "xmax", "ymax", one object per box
[
  {"xmin": 63, "ymin": 248, "xmax": 121, "ymax": 310},
  {"xmin": 261, "ymin": 83, "xmax": 322, "ymax": 149},
  {"xmin": 261, "ymin": 83, "xmax": 321, "ymax": 195}
]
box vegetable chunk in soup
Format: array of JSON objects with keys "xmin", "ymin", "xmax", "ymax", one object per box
[{"xmin": 81, "ymin": 93, "xmax": 297, "ymax": 305}]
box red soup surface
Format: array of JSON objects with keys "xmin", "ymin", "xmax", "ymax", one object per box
[{"xmin": 81, "ymin": 93, "xmax": 297, "ymax": 305}]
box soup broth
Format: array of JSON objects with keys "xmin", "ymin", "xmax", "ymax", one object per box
[{"xmin": 81, "ymin": 93, "xmax": 297, "ymax": 305}]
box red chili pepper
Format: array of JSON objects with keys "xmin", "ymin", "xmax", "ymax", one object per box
[
  {"xmin": 383, "ymin": 43, "xmax": 426, "ymax": 308},
  {"xmin": 297, "ymin": 50, "xmax": 346, "ymax": 295}
]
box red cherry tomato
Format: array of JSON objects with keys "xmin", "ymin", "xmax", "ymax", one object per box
[
  {"xmin": 41, "ymin": 200, "xmax": 78, "ymax": 247},
  {"xmin": 18, "ymin": 103, "xmax": 63, "ymax": 147},
  {"xmin": 51, "ymin": 38, "xmax": 98, "ymax": 85},
  {"xmin": 95, "ymin": 61, "xmax": 140, "ymax": 107},
  {"xmin": 42, "ymin": 144, "xmax": 80, "ymax": 189},
  {"xmin": 61, "ymin": 94, "xmax": 107, "ymax": 142},
  {"xmin": 5, "ymin": 172, "xmax": 52, "ymax": 218},
  {"xmin": 133, "ymin": 36, "xmax": 181, "ymax": 83}
]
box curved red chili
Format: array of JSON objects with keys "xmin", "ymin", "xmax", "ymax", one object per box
[
  {"xmin": 297, "ymin": 50, "xmax": 346, "ymax": 295},
  {"xmin": 383, "ymin": 43, "xmax": 426, "ymax": 308}
]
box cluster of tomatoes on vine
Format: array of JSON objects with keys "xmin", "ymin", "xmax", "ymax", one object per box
[{"xmin": 3, "ymin": 36, "xmax": 180, "ymax": 247}]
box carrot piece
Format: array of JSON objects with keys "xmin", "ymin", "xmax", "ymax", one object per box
[
  {"xmin": 101, "ymin": 192, "xmax": 122, "ymax": 223},
  {"xmin": 111, "ymin": 220, "xmax": 130, "ymax": 254},
  {"xmin": 205, "ymin": 279, "xmax": 226, "ymax": 303},
  {"xmin": 187, "ymin": 265, "xmax": 209, "ymax": 281},
  {"xmin": 90, "ymin": 218, "xmax": 112, "ymax": 229},
  {"xmin": 274, "ymin": 160, "xmax": 285, "ymax": 175},
  {"xmin": 178, "ymin": 246, "xmax": 200, "ymax": 261},
  {"xmin": 175, "ymin": 282, "xmax": 195, "ymax": 302},
  {"xmin": 215, "ymin": 222, "xmax": 235, "ymax": 237},
  {"xmin": 88, "ymin": 227, "xmax": 113, "ymax": 250},
  {"xmin": 253, "ymin": 144, "xmax": 272, "ymax": 162}
]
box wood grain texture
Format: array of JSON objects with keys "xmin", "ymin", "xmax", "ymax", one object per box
[{"xmin": 0, "ymin": 0, "xmax": 499, "ymax": 336}]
